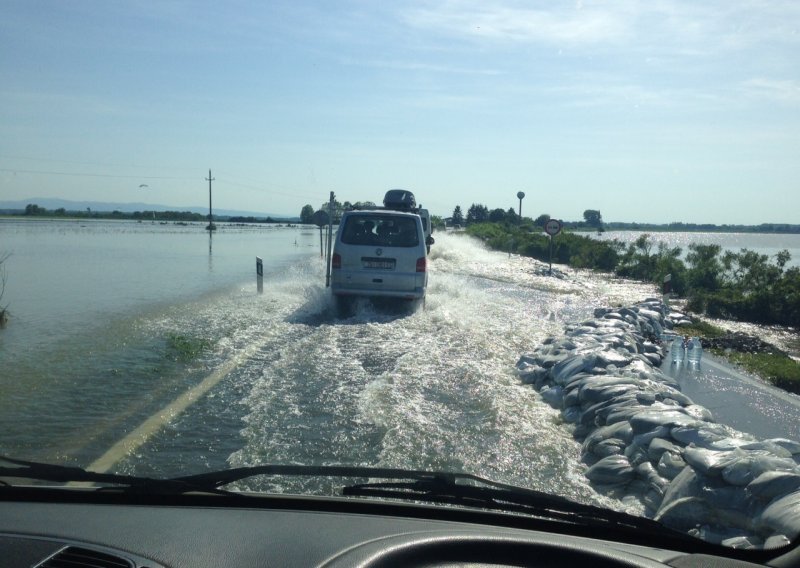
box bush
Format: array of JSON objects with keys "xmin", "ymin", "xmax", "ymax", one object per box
[
  {"xmin": 467, "ymin": 223, "xmax": 620, "ymax": 271},
  {"xmin": 465, "ymin": 224, "xmax": 800, "ymax": 330}
]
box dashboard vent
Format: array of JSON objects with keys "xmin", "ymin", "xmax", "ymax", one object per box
[{"xmin": 41, "ymin": 546, "xmax": 134, "ymax": 568}]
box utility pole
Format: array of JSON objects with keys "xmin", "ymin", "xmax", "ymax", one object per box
[{"xmin": 205, "ymin": 169, "xmax": 216, "ymax": 231}]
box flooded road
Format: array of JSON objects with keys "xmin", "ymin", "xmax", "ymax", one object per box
[{"xmin": 2, "ymin": 220, "xmax": 799, "ymax": 513}]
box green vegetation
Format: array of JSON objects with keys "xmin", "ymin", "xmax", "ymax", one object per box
[
  {"xmin": 671, "ymin": 320, "xmax": 727, "ymax": 339},
  {"xmin": 165, "ymin": 333, "xmax": 212, "ymax": 362},
  {"xmin": 464, "ymin": 214, "xmax": 800, "ymax": 329},
  {"xmin": 467, "ymin": 221, "xmax": 620, "ymax": 270},
  {"xmin": 19, "ymin": 203, "xmax": 207, "ymax": 222},
  {"xmin": 461, "ymin": 205, "xmax": 800, "ymax": 390},
  {"xmin": 300, "ymin": 204, "xmax": 315, "ymax": 224},
  {"xmin": 724, "ymin": 352, "xmax": 800, "ymax": 394},
  {"xmin": 8, "ymin": 203, "xmax": 295, "ymax": 224}
]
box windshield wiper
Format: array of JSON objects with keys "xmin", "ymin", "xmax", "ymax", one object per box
[
  {"xmin": 172, "ymin": 464, "xmax": 689, "ymax": 540},
  {"xmin": 0, "ymin": 455, "xmax": 233, "ymax": 496},
  {"xmin": 0, "ymin": 456, "xmax": 691, "ymax": 542},
  {"xmin": 342, "ymin": 474, "xmax": 671, "ymax": 535}
]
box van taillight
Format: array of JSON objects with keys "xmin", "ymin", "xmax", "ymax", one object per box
[
  {"xmin": 332, "ymin": 253, "xmax": 341, "ymax": 269},
  {"xmin": 416, "ymin": 257, "xmax": 426, "ymax": 273}
]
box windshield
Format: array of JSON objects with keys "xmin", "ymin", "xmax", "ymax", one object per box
[
  {"xmin": 2, "ymin": 0, "xmax": 800, "ymax": 555},
  {"xmin": 341, "ymin": 214, "xmax": 420, "ymax": 247}
]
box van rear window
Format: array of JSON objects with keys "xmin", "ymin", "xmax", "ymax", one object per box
[{"xmin": 341, "ymin": 215, "xmax": 419, "ymax": 247}]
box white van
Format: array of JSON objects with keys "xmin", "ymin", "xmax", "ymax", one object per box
[
  {"xmin": 331, "ymin": 209, "xmax": 428, "ymax": 308},
  {"xmin": 417, "ymin": 208, "xmax": 433, "ymax": 252}
]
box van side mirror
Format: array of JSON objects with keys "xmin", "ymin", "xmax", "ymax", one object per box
[{"xmin": 426, "ymin": 236, "xmax": 435, "ymax": 246}]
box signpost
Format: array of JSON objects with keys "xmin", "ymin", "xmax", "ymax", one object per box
[
  {"xmin": 312, "ymin": 210, "xmax": 330, "ymax": 257},
  {"xmin": 544, "ymin": 219, "xmax": 563, "ymax": 275},
  {"xmin": 325, "ymin": 192, "xmax": 335, "ymax": 288}
]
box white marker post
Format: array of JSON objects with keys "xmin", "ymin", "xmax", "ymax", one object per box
[{"xmin": 256, "ymin": 257, "xmax": 263, "ymax": 294}]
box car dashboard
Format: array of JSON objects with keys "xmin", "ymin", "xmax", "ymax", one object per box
[{"xmin": 1, "ymin": 491, "xmax": 792, "ymax": 568}]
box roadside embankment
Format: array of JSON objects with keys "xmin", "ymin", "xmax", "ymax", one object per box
[{"xmin": 516, "ymin": 299, "xmax": 800, "ymax": 548}]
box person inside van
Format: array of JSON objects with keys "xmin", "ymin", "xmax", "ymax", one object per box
[
  {"xmin": 358, "ymin": 221, "xmax": 375, "ymax": 245},
  {"xmin": 396, "ymin": 219, "xmax": 418, "ymax": 247},
  {"xmin": 376, "ymin": 222, "xmax": 391, "ymax": 245}
]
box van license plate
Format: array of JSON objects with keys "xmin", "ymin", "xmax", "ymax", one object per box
[{"xmin": 362, "ymin": 257, "xmax": 395, "ymax": 269}]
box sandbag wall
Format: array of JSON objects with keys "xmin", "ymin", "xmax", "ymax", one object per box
[{"xmin": 516, "ymin": 298, "xmax": 800, "ymax": 549}]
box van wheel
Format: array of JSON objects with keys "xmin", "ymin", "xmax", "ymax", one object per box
[{"xmin": 334, "ymin": 296, "xmax": 354, "ymax": 318}]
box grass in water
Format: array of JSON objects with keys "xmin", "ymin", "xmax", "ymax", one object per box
[
  {"xmin": 725, "ymin": 352, "xmax": 800, "ymax": 395},
  {"xmin": 165, "ymin": 332, "xmax": 212, "ymax": 362},
  {"xmin": 674, "ymin": 320, "xmax": 727, "ymax": 339}
]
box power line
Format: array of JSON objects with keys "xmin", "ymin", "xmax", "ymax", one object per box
[
  {"xmin": 217, "ymin": 178, "xmax": 319, "ymax": 201},
  {"xmin": 1, "ymin": 166, "xmax": 326, "ymax": 203},
  {"xmin": 0, "ymin": 168, "xmax": 194, "ymax": 180}
]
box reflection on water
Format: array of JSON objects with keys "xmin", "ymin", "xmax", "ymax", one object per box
[
  {"xmin": 0, "ymin": 219, "xmax": 318, "ymax": 465},
  {"xmin": 663, "ymin": 355, "xmax": 800, "ymax": 441},
  {"xmin": 597, "ymin": 231, "xmax": 800, "ymax": 268},
  {"xmin": 0, "ymin": 219, "xmax": 313, "ymax": 351}
]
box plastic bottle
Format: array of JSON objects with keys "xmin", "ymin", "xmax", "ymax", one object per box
[
  {"xmin": 670, "ymin": 336, "xmax": 685, "ymax": 364},
  {"xmin": 687, "ymin": 337, "xmax": 703, "ymax": 365}
]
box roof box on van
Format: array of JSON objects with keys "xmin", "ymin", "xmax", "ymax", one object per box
[{"xmin": 383, "ymin": 189, "xmax": 416, "ymax": 210}]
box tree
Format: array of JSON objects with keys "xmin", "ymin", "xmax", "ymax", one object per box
[
  {"xmin": 24, "ymin": 204, "xmax": 44, "ymax": 216},
  {"xmin": 319, "ymin": 199, "xmax": 344, "ymax": 223},
  {"xmin": 686, "ymin": 243, "xmax": 723, "ymax": 292},
  {"xmin": 452, "ymin": 205, "xmax": 464, "ymax": 226},
  {"xmin": 533, "ymin": 214, "xmax": 551, "ymax": 228},
  {"xmin": 300, "ymin": 204, "xmax": 315, "ymax": 224},
  {"xmin": 466, "ymin": 203, "xmax": 489, "ymax": 225},
  {"xmin": 583, "ymin": 209, "xmax": 603, "ymax": 229},
  {"xmin": 489, "ymin": 208, "xmax": 507, "ymax": 223}
]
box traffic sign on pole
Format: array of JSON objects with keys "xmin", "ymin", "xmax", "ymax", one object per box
[{"xmin": 544, "ymin": 219, "xmax": 562, "ymax": 236}]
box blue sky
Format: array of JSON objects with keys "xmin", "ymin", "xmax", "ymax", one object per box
[{"xmin": 1, "ymin": 1, "xmax": 798, "ymax": 223}]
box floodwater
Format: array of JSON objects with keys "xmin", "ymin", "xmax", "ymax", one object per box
[
  {"xmin": 1, "ymin": 219, "xmax": 799, "ymax": 510},
  {"xmin": 596, "ymin": 230, "xmax": 800, "ymax": 268}
]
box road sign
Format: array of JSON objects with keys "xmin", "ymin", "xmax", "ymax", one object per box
[
  {"xmin": 311, "ymin": 210, "xmax": 329, "ymax": 227},
  {"xmin": 544, "ymin": 219, "xmax": 562, "ymax": 236}
]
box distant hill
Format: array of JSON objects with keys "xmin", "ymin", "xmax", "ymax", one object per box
[{"xmin": 0, "ymin": 197, "xmax": 296, "ymax": 220}]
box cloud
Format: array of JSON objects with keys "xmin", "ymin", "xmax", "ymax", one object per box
[
  {"xmin": 403, "ymin": 1, "xmax": 628, "ymax": 46},
  {"xmin": 400, "ymin": 1, "xmax": 800, "ymax": 55},
  {"xmin": 742, "ymin": 78, "xmax": 800, "ymax": 105}
]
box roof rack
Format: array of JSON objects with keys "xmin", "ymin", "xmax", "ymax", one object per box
[{"xmin": 346, "ymin": 205, "xmax": 422, "ymax": 214}]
